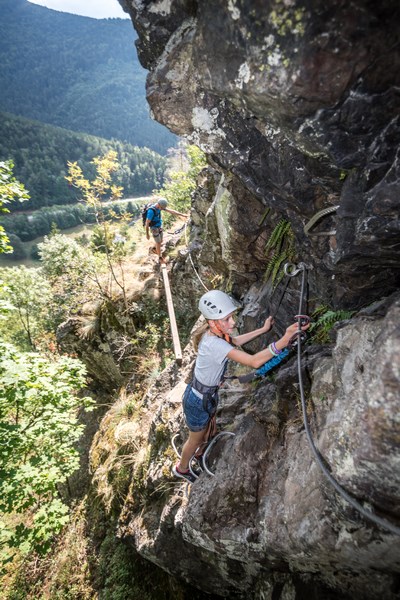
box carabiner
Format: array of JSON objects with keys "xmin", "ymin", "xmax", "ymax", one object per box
[
  {"xmin": 295, "ymin": 314, "xmax": 311, "ymax": 326},
  {"xmin": 287, "ymin": 330, "xmax": 307, "ymax": 350}
]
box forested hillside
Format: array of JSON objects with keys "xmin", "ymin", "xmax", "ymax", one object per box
[
  {"xmin": 0, "ymin": 111, "xmax": 166, "ymax": 210},
  {"xmin": 0, "ymin": 0, "xmax": 176, "ymax": 154}
]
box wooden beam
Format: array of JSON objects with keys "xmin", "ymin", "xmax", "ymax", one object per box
[{"xmin": 160, "ymin": 264, "xmax": 182, "ymax": 364}]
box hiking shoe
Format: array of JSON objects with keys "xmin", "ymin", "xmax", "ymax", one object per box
[{"xmin": 172, "ymin": 463, "xmax": 196, "ymax": 483}]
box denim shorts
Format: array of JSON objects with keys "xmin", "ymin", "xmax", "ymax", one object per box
[{"xmin": 182, "ymin": 384, "xmax": 217, "ymax": 432}]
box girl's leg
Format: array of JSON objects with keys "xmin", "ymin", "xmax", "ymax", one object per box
[{"xmin": 179, "ymin": 429, "xmax": 207, "ymax": 471}]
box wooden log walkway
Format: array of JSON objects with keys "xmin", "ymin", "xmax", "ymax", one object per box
[{"xmin": 160, "ymin": 264, "xmax": 182, "ymax": 364}]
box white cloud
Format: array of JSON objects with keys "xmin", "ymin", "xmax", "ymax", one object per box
[{"xmin": 27, "ymin": 0, "xmax": 129, "ymax": 19}]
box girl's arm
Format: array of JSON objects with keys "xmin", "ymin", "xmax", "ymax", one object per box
[
  {"xmin": 232, "ymin": 316, "xmax": 273, "ymax": 346},
  {"xmin": 227, "ymin": 322, "xmax": 309, "ymax": 368}
]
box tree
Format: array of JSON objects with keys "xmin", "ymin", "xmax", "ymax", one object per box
[
  {"xmin": 38, "ymin": 233, "xmax": 105, "ymax": 323},
  {"xmin": 90, "ymin": 223, "xmax": 113, "ymax": 254},
  {"xmin": 0, "ymin": 343, "xmax": 93, "ymax": 564},
  {"xmin": 66, "ymin": 152, "xmax": 128, "ymax": 305},
  {"xmin": 39, "ymin": 234, "xmax": 89, "ymax": 280},
  {"xmin": 66, "ymin": 151, "xmax": 123, "ymax": 207},
  {"xmin": 0, "ymin": 266, "xmax": 52, "ymax": 349},
  {"xmin": 156, "ymin": 144, "xmax": 206, "ymax": 213},
  {"xmin": 1, "ymin": 234, "xmax": 27, "ymax": 261},
  {"xmin": 0, "ymin": 279, "xmax": 15, "ymax": 323},
  {"xmin": 0, "ymin": 160, "xmax": 29, "ymax": 253}
]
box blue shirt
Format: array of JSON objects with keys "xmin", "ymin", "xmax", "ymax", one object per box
[{"xmin": 147, "ymin": 206, "xmax": 162, "ymax": 228}]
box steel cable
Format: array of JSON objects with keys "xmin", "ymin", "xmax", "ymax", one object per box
[
  {"xmin": 184, "ymin": 222, "xmax": 209, "ymax": 292},
  {"xmin": 295, "ymin": 266, "xmax": 400, "ymax": 536}
]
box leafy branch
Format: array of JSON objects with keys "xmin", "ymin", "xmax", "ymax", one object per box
[
  {"xmin": 0, "ymin": 343, "xmax": 94, "ymax": 565},
  {"xmin": 0, "ymin": 160, "xmax": 29, "ymax": 254},
  {"xmin": 155, "ymin": 144, "xmax": 206, "ymax": 215}
]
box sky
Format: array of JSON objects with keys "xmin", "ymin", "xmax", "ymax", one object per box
[{"xmin": 27, "ymin": 0, "xmax": 129, "ymax": 19}]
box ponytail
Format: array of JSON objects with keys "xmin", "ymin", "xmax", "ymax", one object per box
[{"xmin": 192, "ymin": 320, "xmax": 209, "ymax": 352}]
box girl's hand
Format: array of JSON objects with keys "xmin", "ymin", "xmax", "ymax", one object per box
[
  {"xmin": 263, "ymin": 316, "xmax": 274, "ymax": 332},
  {"xmin": 282, "ymin": 321, "xmax": 310, "ymax": 344}
]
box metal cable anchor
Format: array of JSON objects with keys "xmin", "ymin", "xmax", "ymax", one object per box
[{"xmin": 284, "ymin": 262, "xmax": 311, "ymax": 277}]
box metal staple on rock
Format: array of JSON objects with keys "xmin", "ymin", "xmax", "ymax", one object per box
[
  {"xmin": 201, "ymin": 431, "xmax": 236, "ymax": 476},
  {"xmin": 304, "ymin": 205, "xmax": 339, "ymax": 236}
]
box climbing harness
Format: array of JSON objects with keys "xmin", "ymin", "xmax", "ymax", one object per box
[
  {"xmin": 294, "ymin": 264, "xmax": 400, "ymax": 536},
  {"xmin": 191, "ymin": 374, "xmax": 220, "ymax": 415},
  {"xmin": 304, "ymin": 205, "xmax": 339, "ymax": 237}
]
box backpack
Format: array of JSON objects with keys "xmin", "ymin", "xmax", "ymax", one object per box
[{"xmin": 142, "ymin": 203, "xmax": 159, "ymax": 227}]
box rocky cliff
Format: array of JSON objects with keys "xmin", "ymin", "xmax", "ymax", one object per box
[{"xmin": 87, "ymin": 1, "xmax": 400, "ymax": 598}]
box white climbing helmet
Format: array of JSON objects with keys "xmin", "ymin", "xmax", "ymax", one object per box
[
  {"xmin": 158, "ymin": 197, "xmax": 168, "ymax": 208},
  {"xmin": 198, "ymin": 290, "xmax": 239, "ymax": 320}
]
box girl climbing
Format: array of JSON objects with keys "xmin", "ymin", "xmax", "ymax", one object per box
[{"xmin": 173, "ymin": 289, "xmax": 310, "ymax": 482}]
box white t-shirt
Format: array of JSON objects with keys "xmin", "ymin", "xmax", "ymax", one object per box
[{"xmin": 194, "ymin": 333, "xmax": 233, "ymax": 387}]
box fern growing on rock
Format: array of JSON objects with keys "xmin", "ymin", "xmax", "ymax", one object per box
[
  {"xmin": 263, "ymin": 218, "xmax": 296, "ymax": 288},
  {"xmin": 310, "ymin": 307, "xmax": 355, "ymax": 343}
]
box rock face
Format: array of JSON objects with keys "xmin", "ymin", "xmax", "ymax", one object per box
[
  {"xmin": 90, "ymin": 1, "xmax": 400, "ymax": 598},
  {"xmin": 126, "ymin": 0, "xmax": 400, "ymax": 310},
  {"xmin": 115, "ymin": 296, "xmax": 400, "ymax": 600}
]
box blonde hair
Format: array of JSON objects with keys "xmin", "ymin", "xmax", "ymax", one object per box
[{"xmin": 192, "ymin": 320, "xmax": 209, "ymax": 352}]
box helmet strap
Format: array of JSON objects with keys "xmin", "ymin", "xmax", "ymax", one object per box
[{"xmin": 209, "ymin": 321, "xmax": 232, "ymax": 344}]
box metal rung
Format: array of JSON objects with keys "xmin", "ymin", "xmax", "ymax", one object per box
[
  {"xmin": 202, "ymin": 431, "xmax": 236, "ymax": 477},
  {"xmin": 304, "ymin": 205, "xmax": 339, "ymax": 236},
  {"xmin": 171, "ymin": 433, "xmax": 181, "ymax": 459}
]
